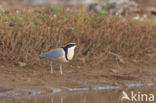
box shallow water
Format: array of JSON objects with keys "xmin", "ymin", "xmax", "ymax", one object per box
[
  {"xmin": 0, "ymin": 82, "xmax": 155, "ymax": 103},
  {"xmin": 0, "ymin": 88, "xmax": 155, "ymax": 103},
  {"xmin": 0, "ymin": 82, "xmax": 153, "ymax": 97}
]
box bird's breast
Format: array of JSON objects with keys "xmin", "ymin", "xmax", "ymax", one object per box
[{"xmin": 53, "ymin": 56, "xmax": 68, "ymax": 63}]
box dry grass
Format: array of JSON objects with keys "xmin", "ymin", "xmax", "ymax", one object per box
[{"xmin": 0, "ymin": 7, "xmax": 155, "ymax": 66}]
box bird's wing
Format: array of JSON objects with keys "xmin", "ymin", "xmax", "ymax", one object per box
[{"xmin": 40, "ymin": 48, "xmax": 65, "ymax": 59}]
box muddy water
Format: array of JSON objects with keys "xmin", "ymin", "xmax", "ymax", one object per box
[{"xmin": 0, "ymin": 87, "xmax": 155, "ymax": 103}]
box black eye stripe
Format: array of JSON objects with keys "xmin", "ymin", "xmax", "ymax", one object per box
[
  {"xmin": 68, "ymin": 44, "xmax": 75, "ymax": 47},
  {"xmin": 64, "ymin": 43, "xmax": 76, "ymax": 48}
]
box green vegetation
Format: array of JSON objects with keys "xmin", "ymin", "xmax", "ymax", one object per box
[{"xmin": 0, "ymin": 7, "xmax": 155, "ymax": 66}]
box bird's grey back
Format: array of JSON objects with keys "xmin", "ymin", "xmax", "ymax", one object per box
[{"xmin": 40, "ymin": 48, "xmax": 64, "ymax": 59}]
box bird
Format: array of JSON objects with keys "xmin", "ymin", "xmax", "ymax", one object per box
[{"xmin": 39, "ymin": 42, "xmax": 77, "ymax": 75}]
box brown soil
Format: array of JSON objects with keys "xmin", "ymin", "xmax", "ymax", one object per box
[{"xmin": 0, "ymin": 61, "xmax": 155, "ymax": 97}]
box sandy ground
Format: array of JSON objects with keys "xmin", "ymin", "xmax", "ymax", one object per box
[{"xmin": 0, "ymin": 61, "xmax": 155, "ymax": 97}]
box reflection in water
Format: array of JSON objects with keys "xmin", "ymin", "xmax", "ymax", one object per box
[{"xmin": 0, "ymin": 88, "xmax": 155, "ymax": 103}]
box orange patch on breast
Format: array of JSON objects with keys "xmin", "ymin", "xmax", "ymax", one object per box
[{"xmin": 53, "ymin": 56, "xmax": 67, "ymax": 63}]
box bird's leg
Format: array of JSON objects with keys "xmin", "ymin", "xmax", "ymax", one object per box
[
  {"xmin": 60, "ymin": 64, "xmax": 63, "ymax": 75},
  {"xmin": 61, "ymin": 96, "xmax": 63, "ymax": 103},
  {"xmin": 50, "ymin": 61, "xmax": 53, "ymax": 73},
  {"xmin": 51, "ymin": 97, "xmax": 54, "ymax": 103}
]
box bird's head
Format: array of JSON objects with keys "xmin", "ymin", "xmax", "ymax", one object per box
[{"xmin": 63, "ymin": 42, "xmax": 77, "ymax": 50}]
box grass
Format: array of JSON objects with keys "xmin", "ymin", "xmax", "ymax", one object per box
[{"xmin": 0, "ymin": 7, "xmax": 155, "ymax": 66}]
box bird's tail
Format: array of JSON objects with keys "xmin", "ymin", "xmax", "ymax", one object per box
[{"xmin": 39, "ymin": 53, "xmax": 46, "ymax": 59}]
